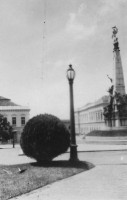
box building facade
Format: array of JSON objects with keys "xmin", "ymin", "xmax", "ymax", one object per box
[
  {"xmin": 75, "ymin": 96, "xmax": 109, "ymax": 135},
  {"xmin": 0, "ymin": 96, "xmax": 30, "ymax": 142}
]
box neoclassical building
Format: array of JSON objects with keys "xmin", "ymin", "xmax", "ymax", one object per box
[
  {"xmin": 75, "ymin": 27, "xmax": 127, "ymax": 135},
  {"xmin": 0, "ymin": 96, "xmax": 30, "ymax": 142},
  {"xmin": 75, "ymin": 96, "xmax": 109, "ymax": 134}
]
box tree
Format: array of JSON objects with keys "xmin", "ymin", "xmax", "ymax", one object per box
[{"xmin": 0, "ymin": 114, "xmax": 13, "ymax": 142}]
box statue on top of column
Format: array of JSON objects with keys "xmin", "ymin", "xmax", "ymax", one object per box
[{"xmin": 112, "ymin": 26, "xmax": 119, "ymax": 51}]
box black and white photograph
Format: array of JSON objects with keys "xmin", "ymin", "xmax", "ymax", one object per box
[{"xmin": 0, "ymin": 0, "xmax": 127, "ymax": 200}]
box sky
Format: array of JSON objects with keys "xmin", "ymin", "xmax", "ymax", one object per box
[{"xmin": 0, "ymin": 0, "xmax": 127, "ymax": 119}]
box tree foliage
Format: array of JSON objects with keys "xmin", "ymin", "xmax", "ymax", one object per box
[
  {"xmin": 103, "ymin": 84, "xmax": 127, "ymax": 121},
  {"xmin": 20, "ymin": 114, "xmax": 70, "ymax": 162},
  {"xmin": 0, "ymin": 114, "xmax": 13, "ymax": 141}
]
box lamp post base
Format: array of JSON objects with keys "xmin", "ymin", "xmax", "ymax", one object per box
[{"xmin": 69, "ymin": 144, "xmax": 79, "ymax": 162}]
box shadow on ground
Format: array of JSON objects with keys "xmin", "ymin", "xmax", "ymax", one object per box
[{"xmin": 31, "ymin": 160, "xmax": 95, "ymax": 170}]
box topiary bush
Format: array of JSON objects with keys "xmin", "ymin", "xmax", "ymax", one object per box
[{"xmin": 20, "ymin": 114, "xmax": 70, "ymax": 162}]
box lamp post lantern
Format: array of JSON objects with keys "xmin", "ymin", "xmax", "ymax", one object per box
[{"xmin": 67, "ymin": 64, "xmax": 78, "ymax": 162}]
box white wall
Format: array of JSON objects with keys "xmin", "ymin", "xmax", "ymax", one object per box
[{"xmin": 0, "ymin": 107, "xmax": 30, "ymax": 142}]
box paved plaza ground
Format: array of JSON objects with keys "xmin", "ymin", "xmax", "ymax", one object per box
[{"xmin": 1, "ymin": 136, "xmax": 127, "ymax": 200}]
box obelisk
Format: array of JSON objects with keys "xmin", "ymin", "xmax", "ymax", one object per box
[
  {"xmin": 104, "ymin": 27, "xmax": 127, "ymax": 128},
  {"xmin": 112, "ymin": 26, "xmax": 125, "ymax": 95}
]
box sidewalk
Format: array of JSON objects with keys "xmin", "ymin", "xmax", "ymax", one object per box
[
  {"xmin": 0, "ymin": 143, "xmax": 127, "ymax": 165},
  {"xmin": 0, "ymin": 145, "xmax": 35, "ymax": 165},
  {"xmin": 77, "ymin": 143, "xmax": 127, "ymax": 151}
]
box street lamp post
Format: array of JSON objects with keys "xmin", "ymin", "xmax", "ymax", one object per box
[
  {"xmin": 67, "ymin": 64, "xmax": 78, "ymax": 162},
  {"xmin": 12, "ymin": 130, "xmax": 17, "ymax": 148}
]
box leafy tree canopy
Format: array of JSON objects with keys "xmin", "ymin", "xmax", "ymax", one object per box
[{"xmin": 0, "ymin": 114, "xmax": 13, "ymax": 141}]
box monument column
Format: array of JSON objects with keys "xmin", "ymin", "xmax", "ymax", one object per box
[
  {"xmin": 112, "ymin": 27, "xmax": 126, "ymax": 127},
  {"xmin": 112, "ymin": 27, "xmax": 125, "ymax": 95}
]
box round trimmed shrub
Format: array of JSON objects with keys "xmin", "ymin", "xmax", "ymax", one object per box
[{"xmin": 20, "ymin": 114, "xmax": 70, "ymax": 162}]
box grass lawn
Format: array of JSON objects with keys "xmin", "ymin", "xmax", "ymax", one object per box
[{"xmin": 0, "ymin": 160, "xmax": 94, "ymax": 200}]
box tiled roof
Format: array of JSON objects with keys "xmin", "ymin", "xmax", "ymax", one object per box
[
  {"xmin": 0, "ymin": 96, "xmax": 30, "ymax": 111},
  {"xmin": 0, "ymin": 96, "xmax": 10, "ymax": 100},
  {"xmin": 76, "ymin": 95, "xmax": 109, "ymax": 112},
  {"xmin": 0, "ymin": 96, "xmax": 19, "ymax": 106}
]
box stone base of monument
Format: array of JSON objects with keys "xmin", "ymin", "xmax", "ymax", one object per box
[{"xmin": 87, "ymin": 128, "xmax": 127, "ymax": 137}]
